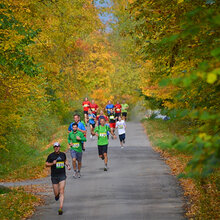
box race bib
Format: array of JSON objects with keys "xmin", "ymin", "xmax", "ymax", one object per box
[
  {"xmin": 118, "ymin": 125, "xmax": 124, "ymax": 129},
  {"xmin": 84, "ymin": 104, "xmax": 88, "ymax": 107},
  {"xmin": 91, "ymin": 108, "xmax": 95, "ymax": 111},
  {"xmin": 117, "ymin": 108, "xmax": 120, "ymax": 111},
  {"xmin": 110, "ymin": 115, "xmax": 114, "ymax": 119},
  {"xmin": 99, "ymin": 133, "xmax": 107, "ymax": 137},
  {"xmin": 56, "ymin": 162, "xmax": 64, "ymax": 169},
  {"xmin": 72, "ymin": 143, "xmax": 80, "ymax": 148}
]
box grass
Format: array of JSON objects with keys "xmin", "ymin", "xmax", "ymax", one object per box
[
  {"xmin": 142, "ymin": 118, "xmax": 220, "ymax": 219},
  {"xmin": 0, "ymin": 186, "xmax": 42, "ymax": 220},
  {"xmin": 0, "ymin": 125, "xmax": 69, "ymax": 181}
]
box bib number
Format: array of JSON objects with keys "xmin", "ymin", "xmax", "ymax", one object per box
[
  {"xmin": 56, "ymin": 162, "xmax": 64, "ymax": 169},
  {"xmin": 118, "ymin": 125, "xmax": 124, "ymax": 129},
  {"xmin": 72, "ymin": 143, "xmax": 80, "ymax": 148},
  {"xmin": 99, "ymin": 133, "xmax": 107, "ymax": 137}
]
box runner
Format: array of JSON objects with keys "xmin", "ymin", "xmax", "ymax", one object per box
[
  {"xmin": 68, "ymin": 114, "xmax": 86, "ymax": 151},
  {"xmin": 46, "ymin": 142, "xmax": 71, "ymax": 215},
  {"xmin": 109, "ymin": 108, "xmax": 116, "ymax": 138},
  {"xmin": 88, "ymin": 109, "xmax": 96, "ymax": 139},
  {"xmin": 116, "ymin": 116, "xmax": 126, "ymax": 148},
  {"xmin": 121, "ymin": 100, "xmax": 129, "ymax": 121},
  {"xmin": 90, "ymin": 99, "xmax": 99, "ymax": 116},
  {"xmin": 68, "ymin": 123, "xmax": 86, "ymax": 178},
  {"xmin": 105, "ymin": 100, "xmax": 114, "ymax": 116},
  {"xmin": 114, "ymin": 101, "xmax": 122, "ymax": 121},
  {"xmin": 92, "ymin": 118, "xmax": 116, "ymax": 171},
  {"xmin": 96, "ymin": 110, "xmax": 108, "ymax": 126},
  {"xmin": 82, "ymin": 97, "xmax": 91, "ymax": 125}
]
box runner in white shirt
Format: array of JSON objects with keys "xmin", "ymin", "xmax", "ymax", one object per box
[{"xmin": 116, "ymin": 116, "xmax": 126, "ymax": 148}]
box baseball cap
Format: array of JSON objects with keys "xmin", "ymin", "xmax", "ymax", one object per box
[{"xmin": 53, "ymin": 142, "xmax": 60, "ymax": 147}]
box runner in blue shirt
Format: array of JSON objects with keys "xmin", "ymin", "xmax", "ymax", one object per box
[
  {"xmin": 105, "ymin": 100, "xmax": 114, "ymax": 116},
  {"xmin": 88, "ymin": 109, "xmax": 96, "ymax": 139}
]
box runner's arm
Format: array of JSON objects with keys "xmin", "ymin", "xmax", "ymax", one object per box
[
  {"xmin": 45, "ymin": 160, "xmax": 56, "ymax": 167},
  {"xmin": 78, "ymin": 127, "xmax": 86, "ymax": 134},
  {"xmin": 65, "ymin": 159, "xmax": 71, "ymax": 170},
  {"xmin": 79, "ymin": 133, "xmax": 87, "ymax": 142}
]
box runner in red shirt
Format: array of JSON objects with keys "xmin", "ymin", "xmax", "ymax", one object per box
[
  {"xmin": 96, "ymin": 110, "xmax": 108, "ymax": 126},
  {"xmin": 82, "ymin": 97, "xmax": 91, "ymax": 125},
  {"xmin": 114, "ymin": 101, "xmax": 122, "ymax": 120},
  {"xmin": 90, "ymin": 99, "xmax": 99, "ymax": 116}
]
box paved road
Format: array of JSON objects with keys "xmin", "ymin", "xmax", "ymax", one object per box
[{"xmin": 32, "ymin": 122, "xmax": 185, "ymax": 220}]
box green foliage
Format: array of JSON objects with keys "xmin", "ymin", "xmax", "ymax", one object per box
[{"xmin": 111, "ymin": 0, "xmax": 220, "ymax": 178}]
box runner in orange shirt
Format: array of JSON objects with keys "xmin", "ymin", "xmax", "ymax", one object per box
[{"xmin": 82, "ymin": 97, "xmax": 91, "ymax": 125}]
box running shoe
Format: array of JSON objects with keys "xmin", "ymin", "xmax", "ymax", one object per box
[
  {"xmin": 77, "ymin": 171, "xmax": 81, "ymax": 178},
  {"xmin": 58, "ymin": 208, "xmax": 63, "ymax": 215},
  {"xmin": 73, "ymin": 171, "xmax": 77, "ymax": 178},
  {"xmin": 55, "ymin": 193, "xmax": 60, "ymax": 201},
  {"xmin": 121, "ymin": 146, "xmax": 124, "ymax": 149},
  {"xmin": 104, "ymin": 166, "xmax": 108, "ymax": 171}
]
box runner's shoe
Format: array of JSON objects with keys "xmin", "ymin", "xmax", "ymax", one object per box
[
  {"xmin": 73, "ymin": 170, "xmax": 77, "ymax": 179},
  {"xmin": 58, "ymin": 208, "xmax": 63, "ymax": 215},
  {"xmin": 121, "ymin": 146, "xmax": 124, "ymax": 149},
  {"xmin": 104, "ymin": 165, "xmax": 108, "ymax": 171},
  {"xmin": 77, "ymin": 171, "xmax": 81, "ymax": 178},
  {"xmin": 55, "ymin": 193, "xmax": 60, "ymax": 201}
]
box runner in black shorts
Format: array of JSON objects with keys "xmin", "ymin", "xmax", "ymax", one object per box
[
  {"xmin": 46, "ymin": 142, "xmax": 71, "ymax": 215},
  {"xmin": 92, "ymin": 118, "xmax": 116, "ymax": 171}
]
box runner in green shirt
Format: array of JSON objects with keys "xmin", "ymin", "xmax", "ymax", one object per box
[
  {"xmin": 92, "ymin": 117, "xmax": 116, "ymax": 171},
  {"xmin": 68, "ymin": 123, "xmax": 86, "ymax": 178},
  {"xmin": 121, "ymin": 100, "xmax": 129, "ymax": 121}
]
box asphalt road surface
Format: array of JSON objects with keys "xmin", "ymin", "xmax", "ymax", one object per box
[{"xmin": 32, "ymin": 122, "xmax": 185, "ymax": 220}]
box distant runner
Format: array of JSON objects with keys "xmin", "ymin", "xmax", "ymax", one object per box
[
  {"xmin": 116, "ymin": 116, "xmax": 126, "ymax": 148},
  {"xmin": 109, "ymin": 108, "xmax": 116, "ymax": 138},
  {"xmin": 82, "ymin": 97, "xmax": 91, "ymax": 125},
  {"xmin": 92, "ymin": 118, "xmax": 116, "ymax": 171},
  {"xmin": 114, "ymin": 101, "xmax": 122, "ymax": 120},
  {"xmin": 96, "ymin": 110, "xmax": 108, "ymax": 126},
  {"xmin": 68, "ymin": 123, "xmax": 86, "ymax": 178},
  {"xmin": 105, "ymin": 100, "xmax": 114, "ymax": 116},
  {"xmin": 90, "ymin": 99, "xmax": 99, "ymax": 116},
  {"xmin": 68, "ymin": 114, "xmax": 86, "ymax": 151},
  {"xmin": 121, "ymin": 100, "xmax": 129, "ymax": 121},
  {"xmin": 46, "ymin": 142, "xmax": 71, "ymax": 215},
  {"xmin": 88, "ymin": 109, "xmax": 96, "ymax": 139}
]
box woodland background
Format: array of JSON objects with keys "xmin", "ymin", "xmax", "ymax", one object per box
[{"xmin": 0, "ymin": 0, "xmax": 219, "ymax": 218}]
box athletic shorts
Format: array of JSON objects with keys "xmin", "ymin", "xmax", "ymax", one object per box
[
  {"xmin": 122, "ymin": 112, "xmax": 127, "ymax": 117},
  {"xmin": 119, "ymin": 133, "xmax": 126, "ymax": 142},
  {"xmin": 90, "ymin": 123, "xmax": 95, "ymax": 128},
  {"xmin": 115, "ymin": 113, "xmax": 121, "ymax": 117},
  {"xmin": 70, "ymin": 150, "xmax": 82, "ymax": 162},
  {"xmin": 51, "ymin": 175, "xmax": 66, "ymax": 184},
  {"xmin": 109, "ymin": 122, "xmax": 116, "ymax": 128},
  {"xmin": 98, "ymin": 145, "xmax": 108, "ymax": 156},
  {"xmin": 84, "ymin": 111, "xmax": 88, "ymax": 115}
]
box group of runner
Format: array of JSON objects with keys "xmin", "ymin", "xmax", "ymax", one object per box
[{"xmin": 46, "ymin": 98, "xmax": 129, "ymax": 215}]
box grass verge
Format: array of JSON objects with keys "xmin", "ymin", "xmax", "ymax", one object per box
[
  {"xmin": 142, "ymin": 118, "xmax": 220, "ymax": 219},
  {"xmin": 0, "ymin": 125, "xmax": 69, "ymax": 182},
  {"xmin": 0, "ymin": 186, "xmax": 43, "ymax": 220}
]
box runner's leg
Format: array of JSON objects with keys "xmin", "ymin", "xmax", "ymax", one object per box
[
  {"xmin": 72, "ymin": 158, "xmax": 77, "ymax": 171},
  {"xmin": 52, "ymin": 183, "xmax": 59, "ymax": 197},
  {"xmin": 58, "ymin": 180, "xmax": 66, "ymax": 209}
]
